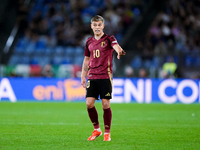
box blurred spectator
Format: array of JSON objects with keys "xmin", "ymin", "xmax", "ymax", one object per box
[
  {"xmin": 124, "ymin": 65, "xmax": 134, "ymax": 77},
  {"xmin": 41, "ymin": 64, "xmax": 54, "ymax": 77},
  {"xmin": 11, "ymin": 0, "xmax": 145, "ymax": 75},
  {"xmin": 138, "ymin": 68, "xmax": 148, "ymax": 78},
  {"xmin": 154, "ymin": 40, "xmax": 167, "ymax": 56},
  {"xmin": 142, "ymin": 0, "xmax": 200, "ymax": 68},
  {"xmin": 6, "ymin": 0, "xmax": 200, "ymax": 78},
  {"xmin": 190, "ymin": 72, "xmax": 200, "ymax": 79},
  {"xmin": 161, "ymin": 56, "xmax": 177, "ymax": 78},
  {"xmin": 16, "ymin": 0, "xmax": 140, "ymax": 50}
]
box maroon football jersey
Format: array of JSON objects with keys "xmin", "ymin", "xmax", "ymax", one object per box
[{"xmin": 84, "ymin": 34, "xmax": 118, "ymax": 79}]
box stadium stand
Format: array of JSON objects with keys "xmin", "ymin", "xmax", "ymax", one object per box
[
  {"xmin": 1, "ymin": 0, "xmax": 148, "ymax": 78},
  {"xmin": 127, "ymin": 0, "xmax": 200, "ymax": 78},
  {"xmin": 1, "ymin": 0, "xmax": 199, "ymax": 78}
]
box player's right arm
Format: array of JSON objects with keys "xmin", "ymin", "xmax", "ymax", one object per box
[{"xmin": 81, "ymin": 56, "xmax": 90, "ymax": 88}]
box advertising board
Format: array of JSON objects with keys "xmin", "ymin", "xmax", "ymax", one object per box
[{"xmin": 0, "ymin": 78, "xmax": 199, "ymax": 104}]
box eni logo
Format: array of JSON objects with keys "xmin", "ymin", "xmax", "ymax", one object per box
[
  {"xmin": 63, "ymin": 79, "xmax": 86, "ymax": 100},
  {"xmin": 33, "ymin": 79, "xmax": 85, "ymax": 101}
]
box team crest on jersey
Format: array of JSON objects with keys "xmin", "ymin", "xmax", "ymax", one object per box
[{"xmin": 101, "ymin": 41, "xmax": 105, "ymax": 47}]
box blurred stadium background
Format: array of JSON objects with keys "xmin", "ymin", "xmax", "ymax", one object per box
[
  {"xmin": 0, "ymin": 0, "xmax": 199, "ymax": 79},
  {"xmin": 0, "ymin": 2, "xmax": 200, "ymax": 149}
]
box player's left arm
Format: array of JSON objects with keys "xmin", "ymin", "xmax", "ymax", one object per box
[{"xmin": 113, "ymin": 44, "xmax": 126, "ymax": 59}]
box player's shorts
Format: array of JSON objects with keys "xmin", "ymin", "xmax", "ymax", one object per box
[{"xmin": 86, "ymin": 79, "xmax": 112, "ymax": 100}]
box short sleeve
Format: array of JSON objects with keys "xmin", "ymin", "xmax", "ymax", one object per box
[
  {"xmin": 84, "ymin": 39, "xmax": 90, "ymax": 57},
  {"xmin": 108, "ymin": 35, "xmax": 118, "ymax": 47}
]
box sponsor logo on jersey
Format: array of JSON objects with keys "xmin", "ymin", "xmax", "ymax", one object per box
[{"xmin": 101, "ymin": 41, "xmax": 105, "ymax": 47}]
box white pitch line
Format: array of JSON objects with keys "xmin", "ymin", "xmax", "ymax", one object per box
[
  {"xmin": 0, "ymin": 122, "xmax": 199, "ymax": 127},
  {"xmin": 0, "ymin": 122, "xmax": 80, "ymax": 125}
]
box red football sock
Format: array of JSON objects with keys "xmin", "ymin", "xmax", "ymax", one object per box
[
  {"xmin": 103, "ymin": 107, "xmax": 112, "ymax": 133},
  {"xmin": 87, "ymin": 106, "xmax": 99, "ymax": 129}
]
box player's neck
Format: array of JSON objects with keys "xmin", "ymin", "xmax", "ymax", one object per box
[{"xmin": 94, "ymin": 32, "xmax": 104, "ymax": 40}]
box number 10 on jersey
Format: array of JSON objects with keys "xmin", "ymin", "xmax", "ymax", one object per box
[{"xmin": 93, "ymin": 49, "xmax": 100, "ymax": 58}]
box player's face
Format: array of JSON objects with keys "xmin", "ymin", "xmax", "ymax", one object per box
[{"xmin": 91, "ymin": 21, "xmax": 105, "ymax": 36}]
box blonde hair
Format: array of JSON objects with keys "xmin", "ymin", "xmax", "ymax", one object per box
[{"xmin": 91, "ymin": 15, "xmax": 105, "ymax": 24}]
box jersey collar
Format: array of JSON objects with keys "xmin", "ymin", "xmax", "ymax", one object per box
[{"xmin": 93, "ymin": 33, "xmax": 106, "ymax": 40}]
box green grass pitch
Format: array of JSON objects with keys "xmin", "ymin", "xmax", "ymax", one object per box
[{"xmin": 0, "ymin": 102, "xmax": 200, "ymax": 150}]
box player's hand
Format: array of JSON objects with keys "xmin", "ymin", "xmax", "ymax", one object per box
[
  {"xmin": 81, "ymin": 77, "xmax": 87, "ymax": 88},
  {"xmin": 117, "ymin": 50, "xmax": 126, "ymax": 59}
]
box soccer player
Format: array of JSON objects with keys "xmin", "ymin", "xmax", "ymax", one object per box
[{"xmin": 81, "ymin": 15, "xmax": 125, "ymax": 141}]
